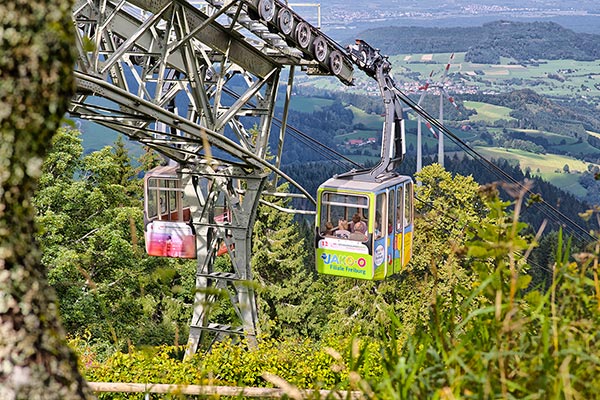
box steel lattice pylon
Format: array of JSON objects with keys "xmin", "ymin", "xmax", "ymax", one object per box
[{"xmin": 70, "ymin": 0, "xmax": 354, "ymax": 354}]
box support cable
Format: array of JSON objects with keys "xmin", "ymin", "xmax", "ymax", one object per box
[
  {"xmin": 271, "ymin": 119, "xmax": 355, "ymax": 170},
  {"xmin": 221, "ymin": 86, "xmax": 361, "ymax": 169},
  {"xmin": 396, "ymin": 87, "xmax": 594, "ymax": 242}
]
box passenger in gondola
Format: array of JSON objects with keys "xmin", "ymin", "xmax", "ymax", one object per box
[
  {"xmin": 160, "ymin": 197, "xmax": 167, "ymax": 215},
  {"xmin": 323, "ymin": 221, "xmax": 336, "ymax": 236},
  {"xmin": 349, "ymin": 213, "xmax": 362, "ymax": 232},
  {"xmin": 396, "ymin": 209, "xmax": 408, "ymax": 230},
  {"xmin": 335, "ymin": 219, "xmax": 351, "ymax": 239},
  {"xmin": 374, "ymin": 221, "xmax": 382, "ymax": 239},
  {"xmin": 349, "ymin": 216, "xmax": 368, "ymax": 241}
]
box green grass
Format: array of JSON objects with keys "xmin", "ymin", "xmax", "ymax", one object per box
[
  {"xmin": 296, "ymin": 76, "xmax": 343, "ymax": 91},
  {"xmin": 463, "ymin": 101, "xmax": 515, "ymax": 122},
  {"xmin": 552, "ymin": 141, "xmax": 600, "ymax": 155},
  {"xmin": 474, "ymin": 146, "xmax": 592, "ymax": 197},
  {"xmin": 347, "ymin": 105, "xmax": 384, "ymax": 129},
  {"xmin": 476, "ymin": 146, "xmax": 590, "ymax": 173},
  {"xmin": 288, "ymin": 96, "xmax": 334, "ymax": 113},
  {"xmin": 538, "ymin": 173, "xmax": 588, "ymax": 198},
  {"xmin": 586, "ymin": 130, "xmax": 600, "ymax": 139}
]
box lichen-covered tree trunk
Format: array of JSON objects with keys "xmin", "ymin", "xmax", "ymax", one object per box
[{"xmin": 0, "ymin": 1, "xmax": 94, "ymax": 399}]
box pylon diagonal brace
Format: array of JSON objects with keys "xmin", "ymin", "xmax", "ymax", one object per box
[
  {"xmin": 70, "ymin": 0, "xmax": 345, "ymax": 356},
  {"xmin": 182, "ymin": 165, "xmax": 266, "ymax": 356}
]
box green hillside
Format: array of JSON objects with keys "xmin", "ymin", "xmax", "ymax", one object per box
[
  {"xmin": 463, "ymin": 101, "xmax": 516, "ymax": 123},
  {"xmin": 475, "ymin": 146, "xmax": 590, "ymax": 197},
  {"xmin": 356, "ymin": 21, "xmax": 600, "ymax": 64}
]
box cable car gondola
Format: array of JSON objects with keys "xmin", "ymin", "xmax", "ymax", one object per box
[
  {"xmin": 316, "ymin": 176, "xmax": 413, "ymax": 280},
  {"xmin": 315, "ymin": 40, "xmax": 414, "ymax": 280},
  {"xmin": 144, "ymin": 165, "xmax": 196, "ymax": 258}
]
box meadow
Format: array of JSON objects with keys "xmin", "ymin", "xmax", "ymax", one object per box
[
  {"xmin": 475, "ymin": 146, "xmax": 590, "ymax": 197},
  {"xmin": 462, "ymin": 101, "xmax": 515, "ymax": 123}
]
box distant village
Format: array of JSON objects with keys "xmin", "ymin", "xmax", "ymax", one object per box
[
  {"xmin": 320, "ymin": 2, "xmax": 591, "ymax": 27},
  {"xmin": 345, "ymin": 137, "xmax": 377, "ymax": 148}
]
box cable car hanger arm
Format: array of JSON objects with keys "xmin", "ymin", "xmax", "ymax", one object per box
[{"xmin": 342, "ymin": 40, "xmax": 407, "ymax": 181}]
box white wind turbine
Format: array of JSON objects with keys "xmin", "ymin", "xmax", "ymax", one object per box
[{"xmin": 414, "ymin": 53, "xmax": 459, "ymax": 170}]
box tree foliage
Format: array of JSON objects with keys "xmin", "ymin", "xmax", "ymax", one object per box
[
  {"xmin": 356, "ymin": 21, "xmax": 600, "ymax": 64},
  {"xmin": 36, "ymin": 128, "xmax": 196, "ymax": 353},
  {"xmin": 71, "ymin": 166, "xmax": 600, "ymax": 399},
  {"xmin": 375, "ymin": 190, "xmax": 600, "ymax": 398},
  {"xmin": 251, "ymin": 186, "xmax": 331, "ymax": 339}
]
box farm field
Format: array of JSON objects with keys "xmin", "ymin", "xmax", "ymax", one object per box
[
  {"xmin": 475, "ymin": 146, "xmax": 591, "ymax": 197},
  {"xmin": 388, "ymin": 52, "xmax": 600, "ymax": 99},
  {"xmin": 463, "ymin": 101, "xmax": 515, "ymax": 123},
  {"xmin": 347, "ymin": 105, "xmax": 384, "ymax": 129},
  {"xmin": 288, "ymin": 96, "xmax": 335, "ymax": 113},
  {"xmin": 586, "ymin": 130, "xmax": 600, "ymax": 140}
]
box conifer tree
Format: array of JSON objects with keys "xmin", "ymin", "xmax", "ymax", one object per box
[
  {"xmin": 35, "ymin": 129, "xmax": 194, "ymax": 349},
  {"xmin": 252, "ymin": 186, "xmax": 330, "ymax": 338}
]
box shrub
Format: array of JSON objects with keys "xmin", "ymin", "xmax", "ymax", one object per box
[{"xmin": 374, "ymin": 186, "xmax": 600, "ymax": 398}]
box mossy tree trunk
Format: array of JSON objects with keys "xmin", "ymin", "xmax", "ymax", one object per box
[{"xmin": 0, "ymin": 1, "xmax": 94, "ymax": 398}]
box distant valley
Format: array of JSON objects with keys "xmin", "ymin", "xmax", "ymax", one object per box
[
  {"xmin": 316, "ymin": 0, "xmax": 600, "ymax": 38},
  {"xmin": 289, "ymin": 20, "xmax": 600, "ymax": 204},
  {"xmin": 352, "ymin": 21, "xmax": 600, "ymax": 64},
  {"xmin": 75, "ymin": 13, "xmax": 600, "ymax": 206}
]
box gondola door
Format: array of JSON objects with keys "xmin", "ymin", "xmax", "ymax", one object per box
[
  {"xmin": 393, "ymin": 181, "xmax": 413, "ymax": 274},
  {"xmin": 386, "ymin": 188, "xmax": 395, "ymax": 276},
  {"xmin": 144, "ymin": 166, "xmax": 196, "ymax": 259},
  {"xmin": 372, "ymin": 192, "xmax": 388, "ymax": 280}
]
